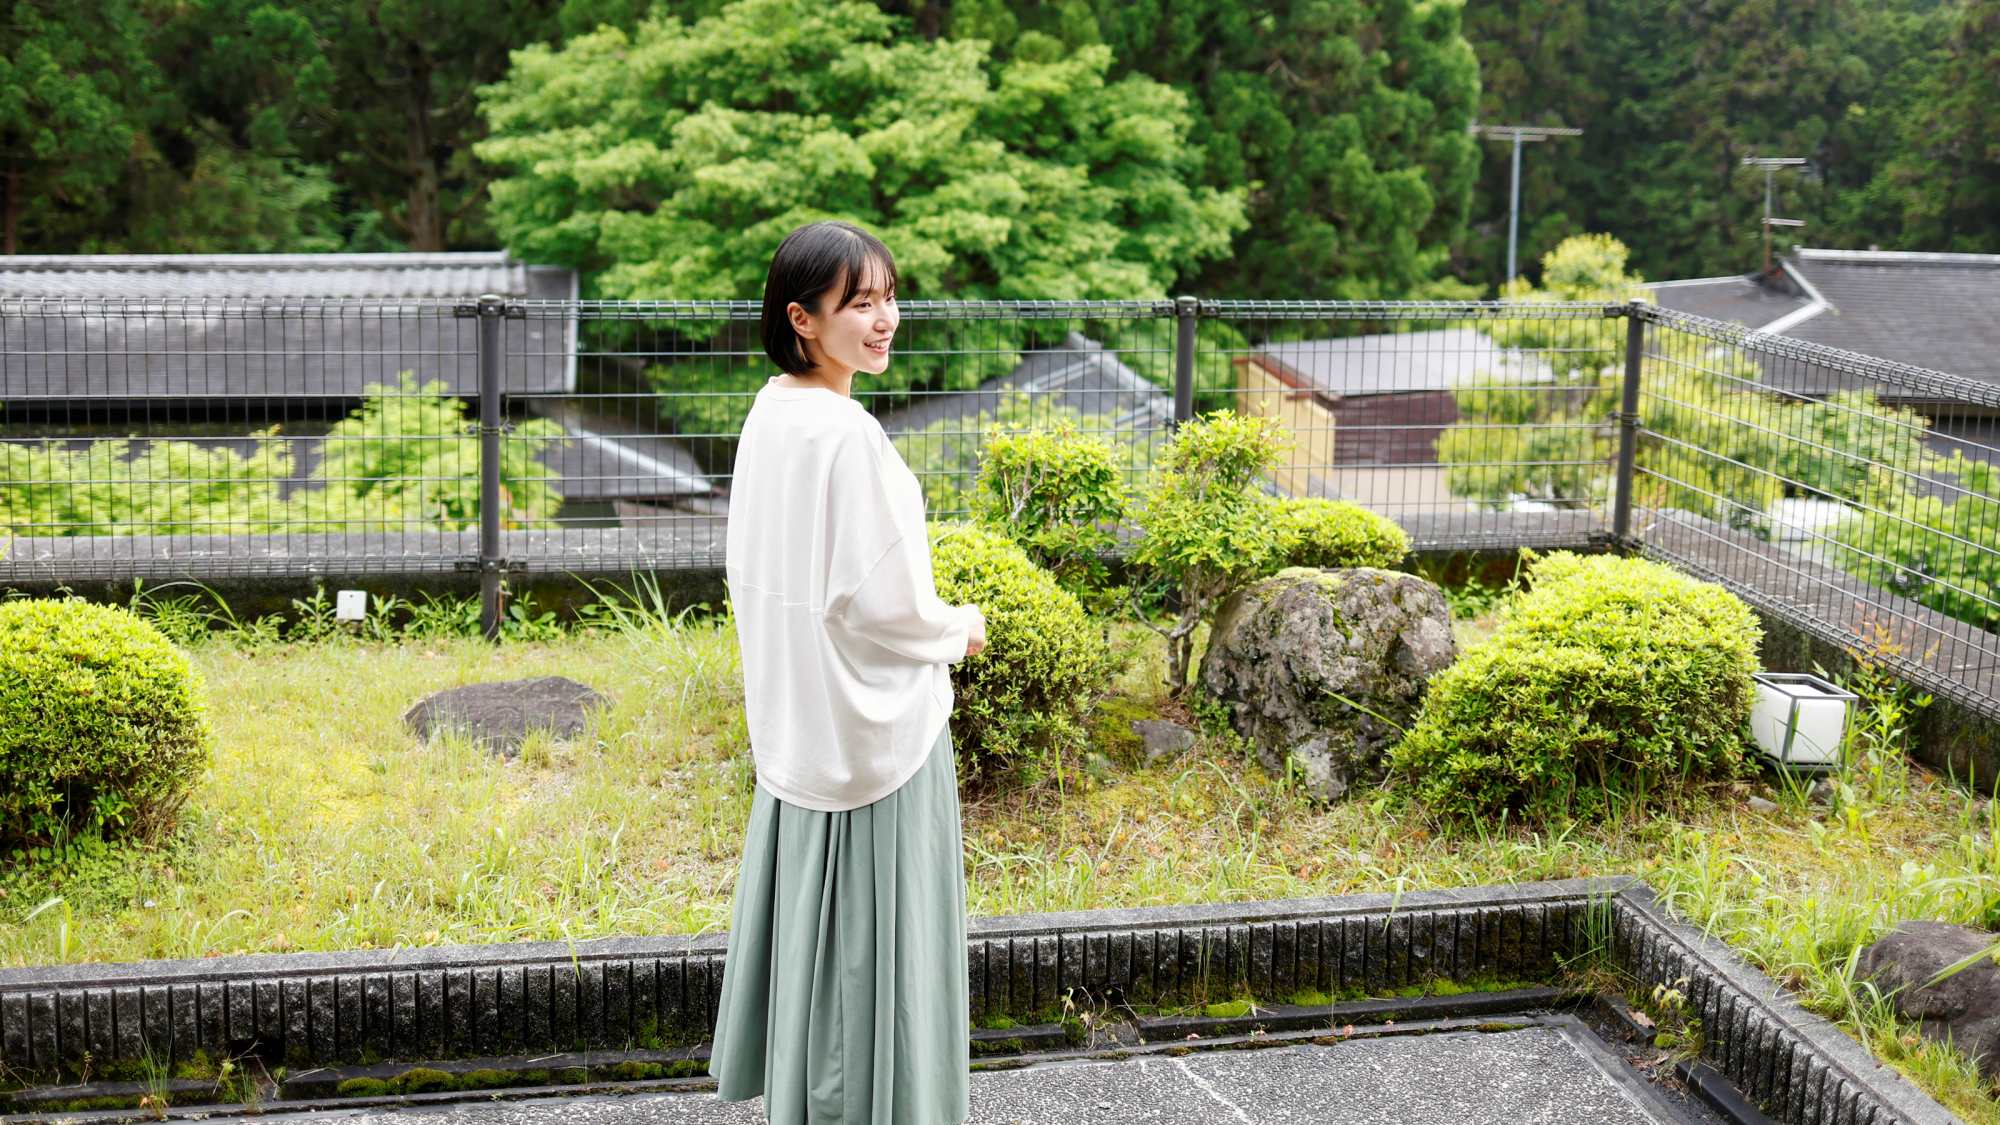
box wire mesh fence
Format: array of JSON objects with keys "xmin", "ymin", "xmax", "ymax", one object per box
[
  {"xmin": 1631, "ymin": 304, "xmax": 2000, "ymax": 716},
  {"xmin": 3, "ymin": 294, "xmax": 1996, "ymax": 716}
]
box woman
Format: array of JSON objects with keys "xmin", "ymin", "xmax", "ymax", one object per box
[{"xmin": 708, "ymin": 219, "xmax": 986, "ymax": 1125}]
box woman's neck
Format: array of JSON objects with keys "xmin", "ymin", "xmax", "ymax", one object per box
[{"xmin": 774, "ymin": 366, "xmax": 854, "ymax": 398}]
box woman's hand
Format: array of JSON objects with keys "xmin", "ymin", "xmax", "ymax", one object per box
[{"xmin": 963, "ymin": 604, "xmax": 987, "ymax": 657}]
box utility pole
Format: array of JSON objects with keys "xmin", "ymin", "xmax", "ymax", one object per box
[
  {"xmin": 1470, "ymin": 123, "xmax": 1584, "ymax": 284},
  {"xmin": 1741, "ymin": 156, "xmax": 1806, "ymax": 278}
]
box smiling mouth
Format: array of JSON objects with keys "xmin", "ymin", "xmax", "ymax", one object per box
[{"xmin": 865, "ymin": 339, "xmax": 892, "ymax": 354}]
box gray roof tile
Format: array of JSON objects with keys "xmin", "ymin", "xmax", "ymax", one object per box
[
  {"xmin": 0, "ymin": 253, "xmax": 577, "ymax": 398},
  {"xmin": 1645, "ymin": 274, "xmax": 1812, "ymax": 330},
  {"xmin": 1784, "ymin": 249, "xmax": 2000, "ymax": 386},
  {"xmin": 1244, "ymin": 327, "xmax": 1551, "ymax": 398},
  {"xmin": 1653, "ymin": 250, "xmax": 2000, "ymax": 401}
]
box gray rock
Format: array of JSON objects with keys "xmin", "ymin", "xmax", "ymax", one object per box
[
  {"xmin": 1198, "ymin": 567, "xmax": 1455, "ymax": 802},
  {"xmin": 1748, "ymin": 796, "xmax": 1779, "ymax": 814},
  {"xmin": 403, "ymin": 675, "xmax": 608, "ymax": 758},
  {"xmin": 1858, "ymin": 920, "xmax": 2000, "ymax": 1079},
  {"xmin": 1130, "ymin": 718, "xmax": 1197, "ymax": 766}
]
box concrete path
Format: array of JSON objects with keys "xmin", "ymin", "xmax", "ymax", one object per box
[{"xmin": 219, "ymin": 1023, "xmax": 1713, "ymax": 1124}]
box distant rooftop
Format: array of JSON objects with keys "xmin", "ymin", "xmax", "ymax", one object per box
[
  {"xmin": 1647, "ymin": 248, "xmax": 2000, "ymax": 397},
  {"xmin": 873, "ymin": 331, "xmax": 1173, "ymax": 437},
  {"xmin": 1643, "ymin": 273, "xmax": 1812, "ymax": 334},
  {"xmin": 1242, "ymin": 327, "xmax": 1551, "ymax": 399},
  {"xmin": 0, "ymin": 252, "xmax": 575, "ymax": 301},
  {"xmin": 0, "ymin": 252, "xmax": 578, "ymax": 398}
]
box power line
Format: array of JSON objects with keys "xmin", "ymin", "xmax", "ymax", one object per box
[{"xmin": 1470, "ymin": 123, "xmax": 1584, "ymax": 285}]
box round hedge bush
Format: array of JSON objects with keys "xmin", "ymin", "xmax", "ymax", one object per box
[
  {"xmin": 0, "ymin": 598, "xmax": 212, "ymax": 846},
  {"xmin": 929, "ymin": 521, "xmax": 1113, "ymax": 787},
  {"xmin": 1388, "ymin": 551, "xmax": 1760, "ymax": 821},
  {"xmin": 1271, "ymin": 498, "xmax": 1410, "ymax": 571}
]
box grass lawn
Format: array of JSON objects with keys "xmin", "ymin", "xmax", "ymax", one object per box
[{"xmin": 3, "ymin": 606, "xmax": 1998, "ymax": 1119}]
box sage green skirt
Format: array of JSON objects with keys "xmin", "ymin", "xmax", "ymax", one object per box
[{"xmin": 708, "ymin": 722, "xmax": 971, "ymax": 1125}]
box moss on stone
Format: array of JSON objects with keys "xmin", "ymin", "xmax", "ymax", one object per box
[
  {"xmin": 1087, "ymin": 694, "xmax": 1153, "ymax": 766},
  {"xmin": 461, "ymin": 1068, "xmax": 519, "ymax": 1089},
  {"xmin": 394, "ymin": 1067, "xmax": 457, "ymax": 1095},
  {"xmin": 174, "ymin": 1040, "xmax": 219, "ymax": 1080},
  {"xmin": 633, "ymin": 1017, "xmax": 665, "ymax": 1052}
]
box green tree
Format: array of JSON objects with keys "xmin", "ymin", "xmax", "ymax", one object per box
[
  {"xmin": 477, "ymin": 0, "xmax": 1245, "ymax": 437},
  {"xmin": 1855, "ymin": 1, "xmax": 2000, "ymax": 252},
  {"xmin": 302, "ymin": 0, "xmax": 567, "ymax": 250},
  {"xmin": 889, "ymin": 0, "xmax": 1482, "ymax": 298},
  {"xmin": 1128, "ymin": 409, "xmax": 1291, "ymax": 698},
  {"xmin": 1459, "ymin": 0, "xmax": 1957, "ymax": 283},
  {"xmin": 1085, "ymin": 0, "xmax": 1482, "ymax": 299},
  {"xmin": 476, "ymin": 0, "xmax": 1244, "ymax": 302},
  {"xmin": 0, "ymin": 0, "xmax": 160, "ymax": 253},
  {"xmin": 1438, "ymin": 234, "xmax": 1932, "ymax": 526},
  {"xmin": 1436, "ymin": 234, "xmax": 1641, "ymax": 508}
]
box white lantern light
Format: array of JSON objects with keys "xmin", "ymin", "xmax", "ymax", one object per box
[{"xmin": 1749, "ymin": 672, "xmax": 1855, "ymax": 770}]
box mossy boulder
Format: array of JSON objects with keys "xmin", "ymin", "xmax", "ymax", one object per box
[{"xmin": 1199, "ymin": 567, "xmax": 1454, "ymax": 801}]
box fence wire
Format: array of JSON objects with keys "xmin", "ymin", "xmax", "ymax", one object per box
[
  {"xmin": 1633, "ymin": 305, "xmax": 2000, "ymax": 715},
  {"xmin": 3, "ymin": 296, "xmax": 1995, "ymax": 716}
]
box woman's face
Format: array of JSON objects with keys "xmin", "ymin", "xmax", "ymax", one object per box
[{"xmin": 788, "ymin": 259, "xmax": 898, "ymax": 377}]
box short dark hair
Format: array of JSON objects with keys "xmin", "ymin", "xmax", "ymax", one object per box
[{"xmin": 759, "ymin": 221, "xmax": 899, "ymax": 375}]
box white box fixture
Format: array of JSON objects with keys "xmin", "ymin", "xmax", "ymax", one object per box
[{"xmin": 1749, "ymin": 671, "xmax": 1855, "ymax": 769}]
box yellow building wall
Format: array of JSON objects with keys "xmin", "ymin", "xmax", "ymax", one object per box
[{"xmin": 1232, "ymin": 357, "xmax": 1338, "ymax": 498}]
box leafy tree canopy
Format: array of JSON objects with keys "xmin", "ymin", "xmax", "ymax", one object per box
[{"xmin": 474, "ymin": 0, "xmax": 1248, "ymax": 303}]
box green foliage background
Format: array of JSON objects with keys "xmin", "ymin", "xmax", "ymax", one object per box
[
  {"xmin": 5, "ymin": 0, "xmax": 1988, "ymax": 285},
  {"xmin": 0, "ymin": 373, "xmax": 568, "ymax": 544}
]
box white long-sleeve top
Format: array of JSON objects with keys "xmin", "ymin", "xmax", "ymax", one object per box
[{"xmin": 723, "ymin": 376, "xmax": 978, "ymax": 811}]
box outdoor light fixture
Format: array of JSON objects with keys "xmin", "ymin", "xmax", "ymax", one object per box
[{"xmin": 1749, "ymin": 671, "xmax": 1855, "ymax": 770}]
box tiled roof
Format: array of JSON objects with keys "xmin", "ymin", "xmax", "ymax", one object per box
[
  {"xmin": 0, "ymin": 253, "xmax": 574, "ymax": 300},
  {"xmin": 872, "ymin": 331, "xmax": 1173, "ymax": 437},
  {"xmin": 0, "ymin": 253, "xmax": 578, "ymax": 398},
  {"xmin": 1652, "ymin": 249, "xmax": 2000, "ymax": 401},
  {"xmin": 1644, "ymin": 274, "xmax": 1812, "ymax": 331},
  {"xmin": 1243, "ymin": 327, "xmax": 1552, "ymax": 398},
  {"xmin": 1783, "ymin": 250, "xmax": 2000, "ymax": 387}
]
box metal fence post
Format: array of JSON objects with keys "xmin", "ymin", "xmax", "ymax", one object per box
[
  {"xmin": 1611, "ymin": 299, "xmax": 1646, "ymax": 550},
  {"xmin": 476, "ymin": 294, "xmax": 506, "ymax": 640},
  {"xmin": 1171, "ymin": 295, "xmax": 1198, "ymax": 428}
]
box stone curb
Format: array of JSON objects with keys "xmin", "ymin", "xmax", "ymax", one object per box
[
  {"xmin": 1613, "ymin": 884, "xmax": 1954, "ymax": 1125},
  {"xmin": 0, "ymin": 876, "xmax": 1959, "ymax": 1123}
]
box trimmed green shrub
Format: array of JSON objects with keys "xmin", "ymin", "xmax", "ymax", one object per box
[
  {"xmin": 1129, "ymin": 409, "xmax": 1290, "ymax": 696},
  {"xmin": 962, "ymin": 413, "xmax": 1130, "ymax": 613},
  {"xmin": 1270, "ymin": 497, "xmax": 1410, "ymax": 571},
  {"xmin": 0, "ymin": 598, "xmax": 212, "ymax": 846},
  {"xmin": 929, "ymin": 521, "xmax": 1112, "ymax": 787},
  {"xmin": 1389, "ymin": 552, "xmax": 1760, "ymax": 821}
]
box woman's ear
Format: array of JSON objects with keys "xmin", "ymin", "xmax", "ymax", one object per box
[{"xmin": 786, "ymin": 300, "xmax": 817, "ymax": 340}]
